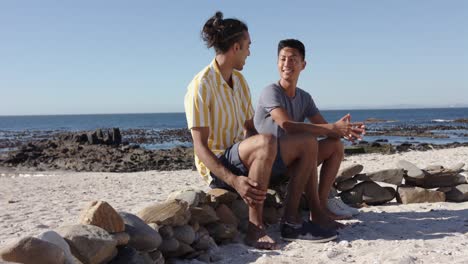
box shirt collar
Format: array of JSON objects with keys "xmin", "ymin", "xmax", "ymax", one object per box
[{"xmin": 210, "ymin": 58, "xmax": 237, "ymax": 91}]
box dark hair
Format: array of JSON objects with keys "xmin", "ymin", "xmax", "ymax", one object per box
[
  {"xmin": 201, "ymin": 11, "xmax": 248, "ymax": 54},
  {"xmin": 278, "ymin": 39, "xmax": 305, "ymax": 60}
]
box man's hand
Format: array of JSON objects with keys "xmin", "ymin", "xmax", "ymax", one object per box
[
  {"xmin": 333, "ymin": 114, "xmax": 366, "ymax": 142},
  {"xmin": 232, "ymin": 176, "xmax": 267, "ymax": 207}
]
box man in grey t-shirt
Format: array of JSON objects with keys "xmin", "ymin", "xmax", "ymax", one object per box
[{"xmin": 255, "ymin": 39, "xmax": 365, "ymax": 229}]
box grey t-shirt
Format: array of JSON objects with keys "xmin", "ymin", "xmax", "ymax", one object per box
[{"xmin": 254, "ymin": 83, "xmax": 319, "ymax": 138}]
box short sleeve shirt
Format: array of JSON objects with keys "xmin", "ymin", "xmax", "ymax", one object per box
[
  {"xmin": 254, "ymin": 83, "xmax": 319, "ymax": 138},
  {"xmin": 184, "ymin": 59, "xmax": 254, "ymax": 182}
]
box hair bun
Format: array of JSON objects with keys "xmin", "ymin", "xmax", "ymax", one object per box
[{"xmin": 213, "ymin": 11, "xmax": 223, "ymax": 27}]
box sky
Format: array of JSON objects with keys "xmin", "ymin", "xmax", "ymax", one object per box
[{"xmin": 0, "ymin": 0, "xmax": 467, "ymax": 115}]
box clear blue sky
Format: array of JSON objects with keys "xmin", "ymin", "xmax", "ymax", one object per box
[{"xmin": 1, "ymin": 1, "xmax": 467, "ymax": 115}]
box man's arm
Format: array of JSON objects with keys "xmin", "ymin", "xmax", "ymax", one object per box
[
  {"xmin": 270, "ymin": 108, "xmax": 340, "ymax": 137},
  {"xmin": 191, "ymin": 127, "xmax": 265, "ymax": 205},
  {"xmin": 244, "ymin": 119, "xmax": 258, "ymax": 138}
]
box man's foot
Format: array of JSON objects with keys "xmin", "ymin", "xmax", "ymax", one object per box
[
  {"xmin": 280, "ymin": 221, "xmax": 337, "ymax": 243},
  {"xmin": 311, "ymin": 215, "xmax": 346, "ymax": 229},
  {"xmin": 245, "ymin": 223, "xmax": 278, "ymax": 250}
]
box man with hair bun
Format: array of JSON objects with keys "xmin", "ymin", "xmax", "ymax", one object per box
[{"xmin": 185, "ymin": 12, "xmax": 337, "ymax": 249}]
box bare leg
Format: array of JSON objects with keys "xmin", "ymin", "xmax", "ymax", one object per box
[
  {"xmin": 238, "ymin": 134, "xmax": 278, "ymax": 249},
  {"xmin": 278, "ymin": 135, "xmax": 318, "ymax": 224},
  {"xmin": 317, "ymin": 138, "xmax": 345, "ymax": 220}
]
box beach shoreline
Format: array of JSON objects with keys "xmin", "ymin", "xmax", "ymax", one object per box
[{"xmin": 1, "ymin": 147, "xmax": 468, "ymax": 263}]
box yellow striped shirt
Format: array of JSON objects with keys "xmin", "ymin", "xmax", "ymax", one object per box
[{"xmin": 184, "ymin": 58, "xmax": 254, "ymax": 183}]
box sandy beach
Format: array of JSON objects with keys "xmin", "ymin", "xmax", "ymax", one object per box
[{"xmin": 1, "ymin": 147, "xmax": 468, "ymax": 263}]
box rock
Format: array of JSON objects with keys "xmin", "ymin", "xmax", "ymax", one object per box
[
  {"xmin": 108, "ymin": 246, "xmax": 145, "ymax": 264},
  {"xmin": 158, "ymin": 225, "xmax": 174, "ymax": 239},
  {"xmin": 55, "ymin": 224, "xmax": 118, "ymax": 264},
  {"xmin": 231, "ymin": 199, "xmax": 248, "ymax": 221},
  {"xmin": 396, "ymin": 186, "xmax": 446, "ymax": 204},
  {"xmin": 216, "ymin": 204, "xmax": 239, "ymax": 227},
  {"xmin": 120, "ymin": 212, "xmax": 162, "ymax": 252},
  {"xmin": 173, "ymin": 225, "xmax": 195, "ymax": 245},
  {"xmin": 190, "ymin": 205, "xmax": 219, "ymax": 225},
  {"xmin": 344, "ymin": 146, "xmax": 365, "ymax": 154},
  {"xmin": 406, "ymin": 167, "xmax": 464, "ymax": 188},
  {"xmin": 445, "ymin": 184, "xmax": 468, "ymax": 202},
  {"xmin": 397, "ymin": 160, "xmax": 424, "ymax": 179},
  {"xmin": 335, "ymin": 178, "xmax": 358, "ymax": 191},
  {"xmin": 449, "ymin": 162, "xmax": 465, "ymax": 172},
  {"xmin": 336, "ymin": 164, "xmax": 364, "ymax": 182},
  {"xmin": 159, "ymin": 237, "xmax": 179, "ymax": 254},
  {"xmin": 0, "ymin": 236, "xmax": 65, "ymax": 264},
  {"xmin": 353, "ymin": 173, "xmax": 372, "ymax": 181},
  {"xmin": 111, "ymin": 128, "xmax": 122, "ymax": 145},
  {"xmin": 111, "ymin": 232, "xmax": 130, "ymax": 246},
  {"xmin": 340, "ymin": 181, "xmax": 395, "ymax": 206},
  {"xmin": 206, "ymin": 223, "xmax": 237, "ymax": 243},
  {"xmin": 192, "ymin": 233, "xmax": 217, "ymax": 251},
  {"xmin": 207, "ymin": 188, "xmax": 238, "ymax": 204},
  {"xmin": 164, "ymin": 242, "xmax": 194, "ymax": 258},
  {"xmin": 166, "ymin": 189, "xmax": 206, "ymax": 208},
  {"xmin": 263, "ymin": 206, "xmax": 280, "ymax": 225},
  {"xmin": 147, "ymin": 250, "xmax": 164, "ymax": 264},
  {"xmin": 36, "ymin": 230, "xmax": 74, "ymax": 264},
  {"xmin": 79, "ymin": 201, "xmax": 125, "ymax": 233},
  {"xmin": 137, "ymin": 199, "xmax": 191, "ymax": 226},
  {"xmin": 366, "ymin": 168, "xmax": 404, "ymax": 185},
  {"xmin": 424, "ymin": 165, "xmax": 444, "ymax": 171},
  {"xmin": 264, "ymin": 189, "xmax": 283, "ymax": 208}
]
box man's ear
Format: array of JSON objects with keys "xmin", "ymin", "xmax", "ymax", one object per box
[
  {"xmin": 233, "ymin": 42, "xmax": 240, "ymax": 52},
  {"xmin": 302, "ymin": 60, "xmax": 307, "ymax": 70}
]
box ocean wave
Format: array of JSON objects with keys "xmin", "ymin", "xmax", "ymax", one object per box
[{"xmin": 431, "ymin": 119, "xmax": 454, "ymax": 123}]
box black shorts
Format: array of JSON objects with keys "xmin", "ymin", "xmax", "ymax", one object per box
[{"xmin": 209, "ymin": 141, "xmax": 288, "ymax": 192}]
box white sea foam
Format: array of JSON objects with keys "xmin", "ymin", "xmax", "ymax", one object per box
[{"xmin": 431, "ymin": 119, "xmax": 453, "ymax": 122}]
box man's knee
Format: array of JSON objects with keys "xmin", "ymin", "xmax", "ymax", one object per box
[
  {"xmin": 330, "ymin": 138, "xmax": 344, "ymax": 155},
  {"xmin": 257, "ymin": 134, "xmax": 277, "ymax": 159},
  {"xmin": 302, "ymin": 135, "xmax": 318, "ymax": 153}
]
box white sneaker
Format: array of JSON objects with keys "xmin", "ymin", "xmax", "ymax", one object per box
[{"xmin": 327, "ymin": 197, "xmax": 359, "ymax": 217}]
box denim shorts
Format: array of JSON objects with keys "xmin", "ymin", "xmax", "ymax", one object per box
[{"xmin": 209, "ymin": 141, "xmax": 288, "ymax": 192}]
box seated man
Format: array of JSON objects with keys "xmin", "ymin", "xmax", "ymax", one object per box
[
  {"xmin": 254, "ymin": 39, "xmax": 365, "ymax": 228},
  {"xmin": 185, "ymin": 13, "xmax": 337, "ymax": 248}
]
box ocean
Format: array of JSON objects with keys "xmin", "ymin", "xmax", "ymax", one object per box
[{"xmin": 1, "ymin": 108, "xmax": 468, "ymax": 150}]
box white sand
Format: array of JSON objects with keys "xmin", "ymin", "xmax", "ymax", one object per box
[{"xmin": 1, "ymin": 147, "xmax": 468, "ymax": 263}]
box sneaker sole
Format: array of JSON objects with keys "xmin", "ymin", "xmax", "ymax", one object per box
[{"xmin": 281, "ymin": 234, "xmax": 338, "ymax": 243}]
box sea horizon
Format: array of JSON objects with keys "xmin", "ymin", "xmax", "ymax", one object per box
[{"xmin": 2, "ymin": 106, "xmax": 468, "ymax": 117}]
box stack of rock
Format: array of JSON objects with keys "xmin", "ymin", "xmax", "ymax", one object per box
[
  {"xmin": 333, "ymin": 161, "xmax": 467, "ymax": 206},
  {"xmin": 0, "ymin": 187, "xmax": 285, "ymax": 264}
]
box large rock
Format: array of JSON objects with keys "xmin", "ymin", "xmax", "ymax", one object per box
[
  {"xmin": 166, "ymin": 189, "xmax": 206, "ymax": 208},
  {"xmin": 190, "ymin": 205, "xmax": 219, "ymax": 225},
  {"xmin": 79, "ymin": 201, "xmax": 125, "ymax": 233},
  {"xmin": 449, "ymin": 162, "xmax": 465, "ymax": 172},
  {"xmin": 397, "ymin": 160, "xmax": 424, "ymax": 179},
  {"xmin": 0, "ymin": 236, "xmax": 65, "ymax": 264},
  {"xmin": 206, "ymin": 223, "xmax": 237, "ymax": 243},
  {"xmin": 207, "ymin": 188, "xmax": 238, "ymax": 204},
  {"xmin": 336, "ymin": 164, "xmax": 364, "ymax": 183},
  {"xmin": 137, "ymin": 199, "xmax": 191, "ymax": 226},
  {"xmin": 120, "ymin": 212, "xmax": 162, "ymax": 252},
  {"xmin": 405, "ymin": 168, "xmax": 465, "ymax": 188},
  {"xmin": 335, "ymin": 178, "xmax": 358, "ymax": 191},
  {"xmin": 340, "ymin": 181, "xmax": 395, "ymax": 206},
  {"xmin": 396, "ymin": 186, "xmax": 446, "ymax": 204},
  {"xmin": 173, "ymin": 225, "xmax": 195, "ymax": 245},
  {"xmin": 231, "ymin": 199, "xmax": 248, "ymax": 221},
  {"xmin": 56, "ymin": 224, "xmax": 118, "ymax": 264},
  {"xmin": 366, "ymin": 168, "xmax": 404, "ymax": 185},
  {"xmin": 108, "ymin": 246, "xmax": 146, "ymax": 264},
  {"xmin": 216, "ymin": 204, "xmax": 239, "ymax": 227},
  {"xmin": 445, "ymin": 184, "xmax": 468, "ymax": 202},
  {"xmin": 36, "ymin": 230, "xmax": 74, "ymax": 264}
]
